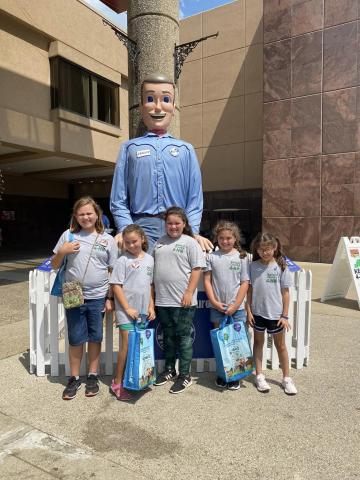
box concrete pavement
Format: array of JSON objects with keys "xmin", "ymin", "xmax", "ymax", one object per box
[{"xmin": 0, "ymin": 257, "xmax": 359, "ymax": 479}]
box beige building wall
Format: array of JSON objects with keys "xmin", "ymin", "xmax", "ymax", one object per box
[
  {"xmin": 179, "ymin": 0, "xmax": 263, "ymax": 192},
  {"xmin": 0, "ymin": 0, "xmax": 129, "ymax": 197}
]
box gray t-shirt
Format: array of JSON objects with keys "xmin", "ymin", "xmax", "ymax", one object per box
[
  {"xmin": 109, "ymin": 252, "xmax": 154, "ymax": 326},
  {"xmin": 153, "ymin": 234, "xmax": 206, "ymax": 307},
  {"xmin": 53, "ymin": 230, "xmax": 118, "ymax": 299},
  {"xmin": 249, "ymin": 260, "xmax": 292, "ymax": 320},
  {"xmin": 205, "ymin": 251, "xmax": 249, "ymax": 309}
]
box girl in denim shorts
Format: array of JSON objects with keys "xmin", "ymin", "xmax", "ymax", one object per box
[
  {"xmin": 247, "ymin": 232, "xmax": 297, "ymax": 396},
  {"xmin": 204, "ymin": 221, "xmax": 249, "ymax": 390},
  {"xmin": 109, "ymin": 224, "xmax": 155, "ymax": 401},
  {"xmin": 52, "ymin": 197, "xmax": 118, "ymax": 400}
]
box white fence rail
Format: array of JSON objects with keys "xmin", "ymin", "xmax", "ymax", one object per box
[{"xmin": 29, "ymin": 269, "xmax": 312, "ymax": 377}]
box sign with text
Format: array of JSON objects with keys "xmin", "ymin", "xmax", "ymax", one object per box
[{"xmin": 321, "ymin": 237, "xmax": 360, "ymax": 309}]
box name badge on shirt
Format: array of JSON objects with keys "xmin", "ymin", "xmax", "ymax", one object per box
[
  {"xmin": 169, "ymin": 147, "xmax": 179, "ymax": 157},
  {"xmin": 136, "ymin": 149, "xmax": 151, "ymax": 158}
]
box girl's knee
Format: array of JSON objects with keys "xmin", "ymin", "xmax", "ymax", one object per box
[{"xmin": 274, "ymin": 335, "xmax": 287, "ymax": 353}]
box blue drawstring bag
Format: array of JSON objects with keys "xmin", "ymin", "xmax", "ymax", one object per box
[
  {"xmin": 210, "ymin": 316, "xmax": 254, "ymax": 382},
  {"xmin": 123, "ymin": 319, "xmax": 156, "ymax": 391},
  {"xmin": 50, "ymin": 231, "xmax": 74, "ymax": 297}
]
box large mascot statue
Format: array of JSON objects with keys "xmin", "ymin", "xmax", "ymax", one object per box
[{"xmin": 110, "ymin": 72, "xmax": 212, "ymax": 252}]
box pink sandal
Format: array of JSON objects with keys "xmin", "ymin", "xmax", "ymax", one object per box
[{"xmin": 110, "ymin": 379, "xmax": 133, "ymax": 401}]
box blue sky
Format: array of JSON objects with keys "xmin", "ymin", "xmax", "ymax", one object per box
[{"xmin": 83, "ymin": 0, "xmax": 234, "ymax": 30}]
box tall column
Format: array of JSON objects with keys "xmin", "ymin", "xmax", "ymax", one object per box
[{"xmin": 128, "ymin": 1, "xmax": 179, "ymax": 138}]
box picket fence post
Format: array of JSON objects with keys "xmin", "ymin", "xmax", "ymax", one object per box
[{"xmin": 29, "ymin": 269, "xmax": 311, "ymax": 376}]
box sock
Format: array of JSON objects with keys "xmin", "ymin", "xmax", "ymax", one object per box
[
  {"xmin": 74, "ymin": 376, "xmax": 80, "ymax": 380},
  {"xmin": 88, "ymin": 372, "xmax": 97, "ymax": 377}
]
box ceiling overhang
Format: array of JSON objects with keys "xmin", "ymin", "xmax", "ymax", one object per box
[{"xmin": 99, "ymin": 0, "xmax": 128, "ymax": 13}]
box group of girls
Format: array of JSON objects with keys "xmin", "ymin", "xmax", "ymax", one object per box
[{"xmin": 52, "ymin": 196, "xmax": 297, "ymax": 401}]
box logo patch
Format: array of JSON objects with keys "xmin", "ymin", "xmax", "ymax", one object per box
[
  {"xmin": 136, "ymin": 149, "xmax": 151, "ymax": 158},
  {"xmin": 169, "ymin": 147, "xmax": 179, "ymax": 157}
]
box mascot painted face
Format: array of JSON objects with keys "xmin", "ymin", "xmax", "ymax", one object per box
[{"xmin": 141, "ymin": 80, "xmax": 175, "ymax": 132}]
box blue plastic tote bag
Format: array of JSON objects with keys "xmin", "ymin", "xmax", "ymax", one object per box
[
  {"xmin": 210, "ymin": 316, "xmax": 254, "ymax": 382},
  {"xmin": 50, "ymin": 231, "xmax": 74, "ymax": 297},
  {"xmin": 123, "ymin": 319, "xmax": 156, "ymax": 391}
]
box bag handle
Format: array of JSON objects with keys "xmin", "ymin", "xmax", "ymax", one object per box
[
  {"xmin": 219, "ymin": 315, "xmax": 234, "ymax": 330},
  {"xmin": 61, "ymin": 229, "xmax": 74, "ymax": 272},
  {"xmin": 80, "ymin": 234, "xmax": 99, "ymax": 284},
  {"xmin": 133, "ymin": 313, "xmax": 149, "ymax": 331}
]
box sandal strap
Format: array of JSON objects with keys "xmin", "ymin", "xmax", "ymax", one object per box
[{"xmin": 111, "ymin": 379, "xmax": 121, "ymax": 390}]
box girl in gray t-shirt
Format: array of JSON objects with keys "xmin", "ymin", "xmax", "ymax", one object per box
[
  {"xmin": 52, "ymin": 196, "xmax": 118, "ymax": 400},
  {"xmin": 204, "ymin": 221, "xmax": 250, "ymax": 390},
  {"xmin": 247, "ymin": 232, "xmax": 297, "ymax": 396},
  {"xmin": 152, "ymin": 207, "xmax": 206, "ymax": 394},
  {"xmin": 109, "ymin": 224, "xmax": 155, "ymax": 401}
]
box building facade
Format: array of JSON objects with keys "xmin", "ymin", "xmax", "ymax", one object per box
[
  {"xmin": 180, "ymin": 0, "xmax": 263, "ymax": 243},
  {"xmin": 263, "ymin": 0, "xmax": 360, "ymax": 263},
  {"xmin": 0, "ymin": 0, "xmax": 128, "ymax": 250},
  {"xmin": 1, "ymin": 0, "xmax": 357, "ymax": 261}
]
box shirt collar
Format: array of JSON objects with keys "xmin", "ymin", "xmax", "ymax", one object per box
[{"xmin": 144, "ymin": 131, "xmax": 174, "ymax": 138}]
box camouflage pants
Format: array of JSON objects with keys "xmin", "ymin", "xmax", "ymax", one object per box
[{"xmin": 156, "ymin": 306, "xmax": 196, "ymax": 376}]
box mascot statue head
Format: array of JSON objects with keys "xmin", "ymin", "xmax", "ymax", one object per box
[{"xmin": 141, "ymin": 72, "xmax": 175, "ymax": 133}]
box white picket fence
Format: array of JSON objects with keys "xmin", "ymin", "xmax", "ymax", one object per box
[{"xmin": 29, "ymin": 269, "xmax": 312, "ymax": 377}]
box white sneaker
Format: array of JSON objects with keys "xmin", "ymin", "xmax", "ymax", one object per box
[
  {"xmin": 282, "ymin": 377, "xmax": 297, "ymax": 395},
  {"xmin": 255, "ymin": 373, "xmax": 270, "ymax": 393}
]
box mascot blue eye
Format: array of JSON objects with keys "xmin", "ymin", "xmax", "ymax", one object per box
[
  {"xmin": 147, "ymin": 95, "xmax": 154, "ymax": 103},
  {"xmin": 163, "ymin": 96, "xmax": 170, "ymax": 103}
]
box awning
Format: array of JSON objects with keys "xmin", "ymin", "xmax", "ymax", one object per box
[{"xmin": 99, "ymin": 0, "xmax": 128, "ymax": 13}]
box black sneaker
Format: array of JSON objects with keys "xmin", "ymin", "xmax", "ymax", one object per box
[
  {"xmin": 153, "ymin": 369, "xmax": 177, "ymax": 386},
  {"xmin": 62, "ymin": 376, "xmax": 81, "ymax": 400},
  {"xmin": 228, "ymin": 380, "xmax": 240, "ymax": 390},
  {"xmin": 215, "ymin": 376, "xmax": 227, "ymax": 388},
  {"xmin": 85, "ymin": 374, "xmax": 100, "ymax": 397},
  {"xmin": 169, "ymin": 374, "xmax": 192, "ymax": 394}
]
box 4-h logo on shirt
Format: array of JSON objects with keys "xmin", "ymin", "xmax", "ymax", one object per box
[
  {"xmin": 229, "ymin": 261, "xmax": 240, "ymax": 271},
  {"xmin": 266, "ymin": 272, "xmax": 279, "ymax": 283},
  {"xmin": 173, "ymin": 244, "xmax": 185, "ymax": 253}
]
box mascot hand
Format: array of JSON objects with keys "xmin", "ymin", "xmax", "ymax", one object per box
[
  {"xmin": 114, "ymin": 232, "xmax": 123, "ymax": 250},
  {"xmin": 194, "ymin": 234, "xmax": 214, "ymax": 253}
]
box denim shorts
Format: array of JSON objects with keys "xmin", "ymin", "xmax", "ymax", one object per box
[
  {"xmin": 253, "ymin": 314, "xmax": 283, "ymax": 335},
  {"xmin": 210, "ymin": 308, "xmax": 247, "ymax": 324},
  {"xmin": 66, "ymin": 297, "xmax": 106, "ymax": 346}
]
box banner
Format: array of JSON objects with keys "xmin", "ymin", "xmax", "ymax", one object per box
[
  {"xmin": 154, "ymin": 291, "xmax": 214, "ymax": 360},
  {"xmin": 321, "ymin": 236, "xmax": 360, "ymax": 309}
]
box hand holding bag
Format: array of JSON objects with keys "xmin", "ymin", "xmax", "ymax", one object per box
[
  {"xmin": 210, "ymin": 315, "xmax": 254, "ymax": 382},
  {"xmin": 62, "ymin": 234, "xmax": 99, "ymax": 310},
  {"xmin": 123, "ymin": 317, "xmax": 156, "ymax": 391}
]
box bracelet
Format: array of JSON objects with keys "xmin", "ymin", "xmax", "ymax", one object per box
[
  {"xmin": 281, "ymin": 315, "xmax": 289, "ymax": 320},
  {"xmin": 106, "ymin": 296, "xmax": 114, "ymax": 301}
]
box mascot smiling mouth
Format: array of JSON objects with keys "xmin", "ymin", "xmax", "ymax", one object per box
[{"xmin": 150, "ymin": 113, "xmax": 166, "ymax": 119}]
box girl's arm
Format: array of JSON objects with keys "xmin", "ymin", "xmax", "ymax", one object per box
[
  {"xmin": 147, "ymin": 285, "xmax": 156, "ymax": 321},
  {"xmin": 105, "ymin": 269, "xmax": 114, "ymax": 313},
  {"xmin": 113, "ymin": 284, "xmax": 139, "ymax": 320},
  {"xmin": 203, "ymin": 271, "xmax": 227, "ymax": 312},
  {"xmin": 225, "ymin": 280, "xmax": 249, "ymax": 316},
  {"xmin": 277, "ymin": 287, "xmax": 291, "ymax": 331},
  {"xmin": 246, "ymin": 285, "xmax": 254, "ymax": 326},
  {"xmin": 181, "ymin": 267, "xmax": 201, "ymax": 307}
]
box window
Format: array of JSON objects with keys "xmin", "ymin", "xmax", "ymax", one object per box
[{"xmin": 51, "ymin": 57, "xmax": 119, "ymax": 127}]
